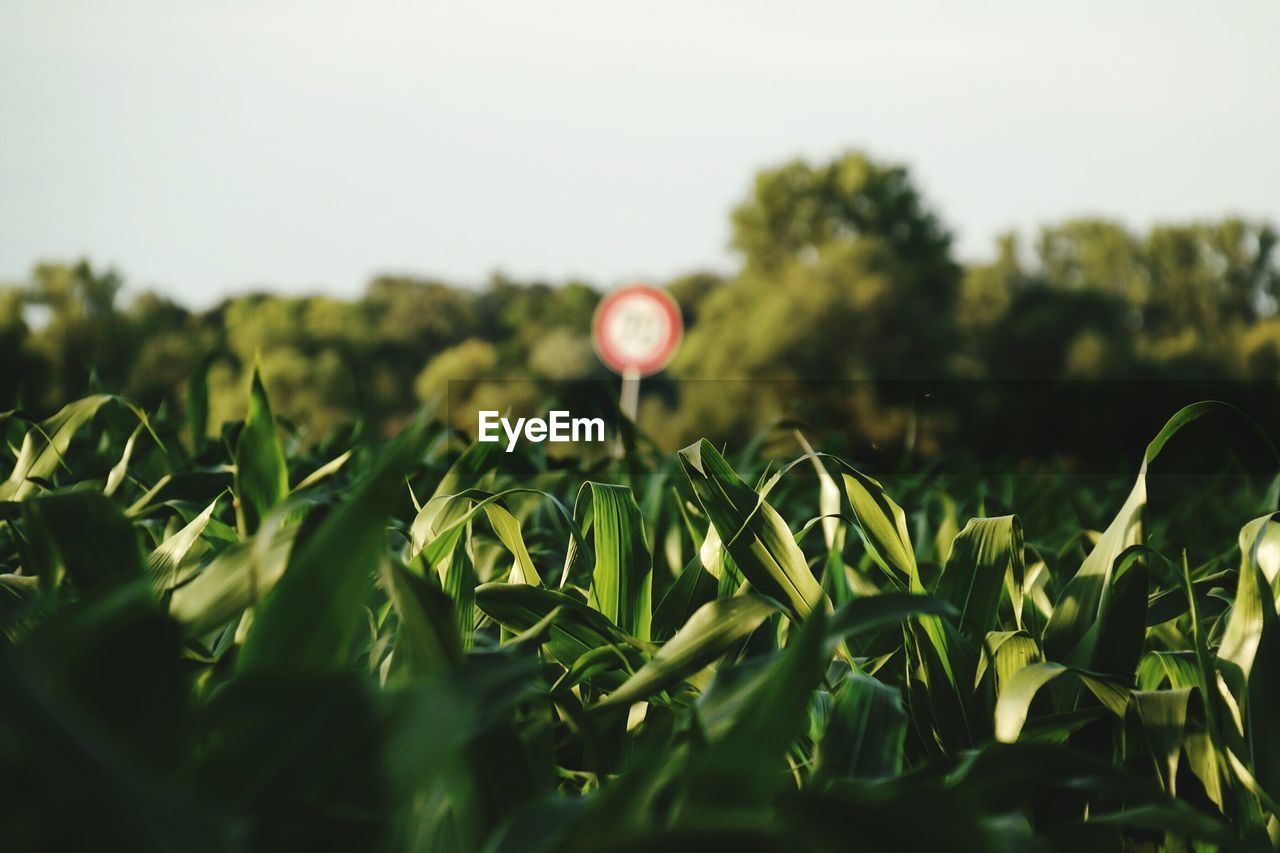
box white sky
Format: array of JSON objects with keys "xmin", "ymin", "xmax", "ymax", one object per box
[{"xmin": 2, "ymin": 1, "xmax": 1278, "ymax": 306}]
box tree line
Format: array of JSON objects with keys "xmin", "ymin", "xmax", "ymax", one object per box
[{"xmin": 3, "ymin": 151, "xmax": 1278, "ymax": 450}]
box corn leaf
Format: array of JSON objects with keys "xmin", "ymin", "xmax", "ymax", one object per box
[
  {"xmin": 237, "ymin": 418, "xmax": 427, "ymax": 673},
  {"xmin": 934, "ymin": 515, "xmax": 1023, "ymax": 646},
  {"xmin": 814, "ymin": 671, "xmax": 907, "ymax": 782},
  {"xmin": 995, "ymin": 661, "xmax": 1130, "ymax": 742},
  {"xmin": 574, "ymin": 482, "xmax": 652, "ymax": 640},
  {"xmin": 678, "ymin": 439, "xmax": 825, "ymax": 620},
  {"xmin": 598, "ymin": 596, "xmax": 776, "ymax": 709},
  {"xmin": 1, "ymin": 395, "xmax": 114, "ymax": 501},
  {"xmin": 233, "ymin": 365, "xmax": 288, "ymax": 535},
  {"xmin": 22, "ymin": 490, "xmax": 142, "ymax": 594}
]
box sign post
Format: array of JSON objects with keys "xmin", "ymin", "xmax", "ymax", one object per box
[
  {"xmin": 619, "ymin": 366, "xmax": 642, "ymax": 423},
  {"xmin": 592, "ymin": 284, "xmax": 683, "ymax": 451}
]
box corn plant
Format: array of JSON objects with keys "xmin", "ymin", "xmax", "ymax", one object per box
[{"xmin": 2, "ymin": 371, "xmax": 1279, "ymax": 851}]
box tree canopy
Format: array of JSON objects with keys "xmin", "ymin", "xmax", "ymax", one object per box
[{"xmin": 2, "ymin": 150, "xmax": 1276, "ymax": 448}]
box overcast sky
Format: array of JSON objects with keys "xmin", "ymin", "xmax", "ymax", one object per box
[{"xmin": 2, "ymin": 1, "xmax": 1278, "ymax": 306}]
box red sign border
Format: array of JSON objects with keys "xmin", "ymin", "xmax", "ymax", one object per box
[{"xmin": 592, "ymin": 284, "xmax": 683, "ymax": 376}]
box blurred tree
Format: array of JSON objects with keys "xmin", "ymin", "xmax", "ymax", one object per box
[
  {"xmin": 414, "ymin": 337, "xmax": 538, "ymax": 432},
  {"xmin": 25, "ymin": 261, "xmax": 130, "ymax": 407},
  {"xmin": 671, "ymin": 151, "xmax": 962, "ymax": 442},
  {"xmin": 0, "ymin": 287, "xmax": 39, "ymax": 407},
  {"xmin": 1027, "ymin": 218, "xmax": 1279, "ymax": 357},
  {"xmin": 365, "ymin": 277, "xmax": 477, "ymax": 349},
  {"xmin": 127, "ymin": 331, "xmax": 208, "ymax": 410},
  {"xmin": 1036, "ymin": 220, "xmax": 1147, "ymax": 305},
  {"xmin": 222, "ymin": 294, "xmax": 368, "ymax": 359},
  {"xmin": 209, "ymin": 295, "xmax": 370, "ymax": 437},
  {"xmin": 680, "ymin": 238, "xmax": 906, "ymax": 380},
  {"xmin": 730, "ymin": 152, "xmax": 954, "ymax": 280},
  {"xmin": 722, "ymin": 151, "xmax": 959, "ymax": 376},
  {"xmin": 984, "ymin": 288, "xmax": 1136, "ymax": 379},
  {"xmin": 260, "ymin": 345, "xmax": 359, "ymax": 438},
  {"xmin": 122, "ymin": 292, "xmax": 206, "ymax": 408},
  {"xmin": 477, "ymin": 277, "xmax": 599, "ymax": 354},
  {"xmin": 528, "ymin": 328, "xmax": 600, "ymax": 381},
  {"xmin": 1240, "ymin": 317, "xmax": 1280, "ymax": 379},
  {"xmin": 5, "ymin": 159, "xmax": 1279, "ymax": 450},
  {"xmin": 956, "ymin": 232, "xmax": 1025, "ymax": 375},
  {"xmin": 415, "ymin": 338, "xmax": 500, "ymax": 407},
  {"xmin": 665, "ymin": 271, "xmax": 723, "ymax": 329},
  {"xmin": 675, "ymin": 237, "xmax": 956, "ymax": 442},
  {"xmin": 1143, "ymin": 220, "xmax": 1278, "ymax": 346}
]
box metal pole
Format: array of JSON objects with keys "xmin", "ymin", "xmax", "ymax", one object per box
[
  {"xmin": 620, "ymin": 367, "xmax": 641, "ymax": 422},
  {"xmin": 617, "ymin": 367, "xmax": 641, "ymax": 456}
]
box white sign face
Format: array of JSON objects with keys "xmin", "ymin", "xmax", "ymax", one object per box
[
  {"xmin": 592, "ymin": 285, "xmax": 683, "ymax": 376},
  {"xmin": 603, "ymin": 293, "xmax": 668, "ymax": 361}
]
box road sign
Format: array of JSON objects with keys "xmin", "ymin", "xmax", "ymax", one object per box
[{"xmin": 592, "ymin": 284, "xmax": 683, "ymax": 378}]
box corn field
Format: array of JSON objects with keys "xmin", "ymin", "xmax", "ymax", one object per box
[{"xmin": 3, "ymin": 369, "xmax": 1280, "ymax": 852}]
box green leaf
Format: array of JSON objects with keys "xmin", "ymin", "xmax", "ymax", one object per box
[
  {"xmin": 186, "ymin": 348, "xmax": 220, "ymax": 447},
  {"xmin": 440, "ymin": 523, "xmax": 478, "ymax": 651},
  {"xmin": 22, "ymin": 490, "xmax": 142, "ymax": 594},
  {"xmin": 382, "ymin": 559, "xmax": 462, "ymax": 675},
  {"xmin": 233, "ymin": 364, "xmax": 288, "ymax": 535},
  {"xmin": 1217, "ymin": 511, "xmax": 1280, "ymax": 797},
  {"xmin": 1085, "ymin": 545, "xmax": 1149, "ymax": 681},
  {"xmin": 795, "ymin": 429, "xmax": 844, "ymax": 554},
  {"xmin": 410, "ymin": 488, "xmax": 583, "ymax": 589},
  {"xmin": 695, "ymin": 521, "xmax": 745, "ymax": 599},
  {"xmin": 237, "ymin": 418, "xmax": 428, "ymax": 673},
  {"xmin": 104, "ymin": 424, "xmax": 145, "ymax": 497},
  {"xmin": 814, "ymin": 671, "xmax": 906, "ymax": 782},
  {"xmin": 1084, "ymin": 802, "xmax": 1233, "ymax": 848},
  {"xmin": 995, "ymin": 661, "xmax": 1129, "ymax": 742},
  {"xmin": 474, "ymin": 582, "xmax": 638, "ymax": 671},
  {"xmin": 483, "ymin": 500, "xmax": 542, "ymax": 587},
  {"xmin": 574, "ymin": 482, "xmax": 653, "ymax": 640},
  {"xmin": 933, "ymin": 516, "xmax": 1023, "ymax": 645},
  {"xmin": 291, "ymin": 449, "xmax": 353, "ymax": 494},
  {"xmin": 678, "ymin": 439, "xmax": 825, "ymax": 620},
  {"xmin": 1044, "ymin": 401, "xmax": 1265, "ymax": 667},
  {"xmin": 839, "ymin": 466, "xmax": 919, "ymax": 588},
  {"xmin": 650, "ymin": 555, "xmax": 718, "ymax": 642},
  {"xmin": 1136, "ymin": 651, "xmax": 1202, "ymax": 692},
  {"xmin": 406, "ymin": 440, "xmax": 503, "ymax": 555},
  {"xmin": 975, "ymin": 630, "xmax": 1043, "ymax": 694},
  {"xmin": 690, "ymin": 607, "xmax": 831, "ymax": 805},
  {"xmin": 829, "ymin": 457, "xmax": 981, "ymax": 751},
  {"xmin": 145, "ymin": 496, "xmax": 221, "ymax": 590},
  {"xmin": 1123, "ymin": 688, "xmax": 1195, "ymax": 795},
  {"xmin": 597, "ymin": 595, "xmax": 776, "ymax": 709},
  {"xmin": 0, "ymin": 395, "xmax": 114, "ymax": 501},
  {"xmin": 167, "ymin": 516, "xmax": 295, "ymax": 635},
  {"xmin": 826, "ymin": 592, "xmax": 958, "ymax": 647}
]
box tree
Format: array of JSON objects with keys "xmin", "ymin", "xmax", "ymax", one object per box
[
  {"xmin": 667, "ymin": 151, "xmax": 962, "ymax": 441},
  {"xmin": 730, "ymin": 152, "xmax": 955, "ymax": 281},
  {"xmin": 364, "ymin": 277, "xmax": 478, "ymax": 350},
  {"xmin": 665, "ymin": 271, "xmax": 723, "ymax": 329},
  {"xmin": 1027, "ymin": 218, "xmax": 1280, "ymax": 352},
  {"xmin": 1143, "ymin": 220, "xmax": 1278, "ymax": 344},
  {"xmin": 955, "ymin": 232, "xmax": 1025, "ymax": 375},
  {"xmin": 25, "ymin": 261, "xmax": 130, "ymax": 407},
  {"xmin": 1035, "ymin": 220, "xmax": 1146, "ymax": 304},
  {"xmin": 984, "ymin": 288, "xmax": 1136, "ymax": 379},
  {"xmin": 0, "ymin": 287, "xmax": 39, "ymax": 407},
  {"xmin": 724, "ymin": 151, "xmax": 959, "ymax": 375}
]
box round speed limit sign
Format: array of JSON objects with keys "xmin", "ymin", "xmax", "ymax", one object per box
[{"xmin": 592, "ymin": 285, "xmax": 683, "ymax": 376}]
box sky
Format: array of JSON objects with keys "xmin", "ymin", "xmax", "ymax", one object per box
[{"xmin": 2, "ymin": 1, "xmax": 1279, "ymax": 307}]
